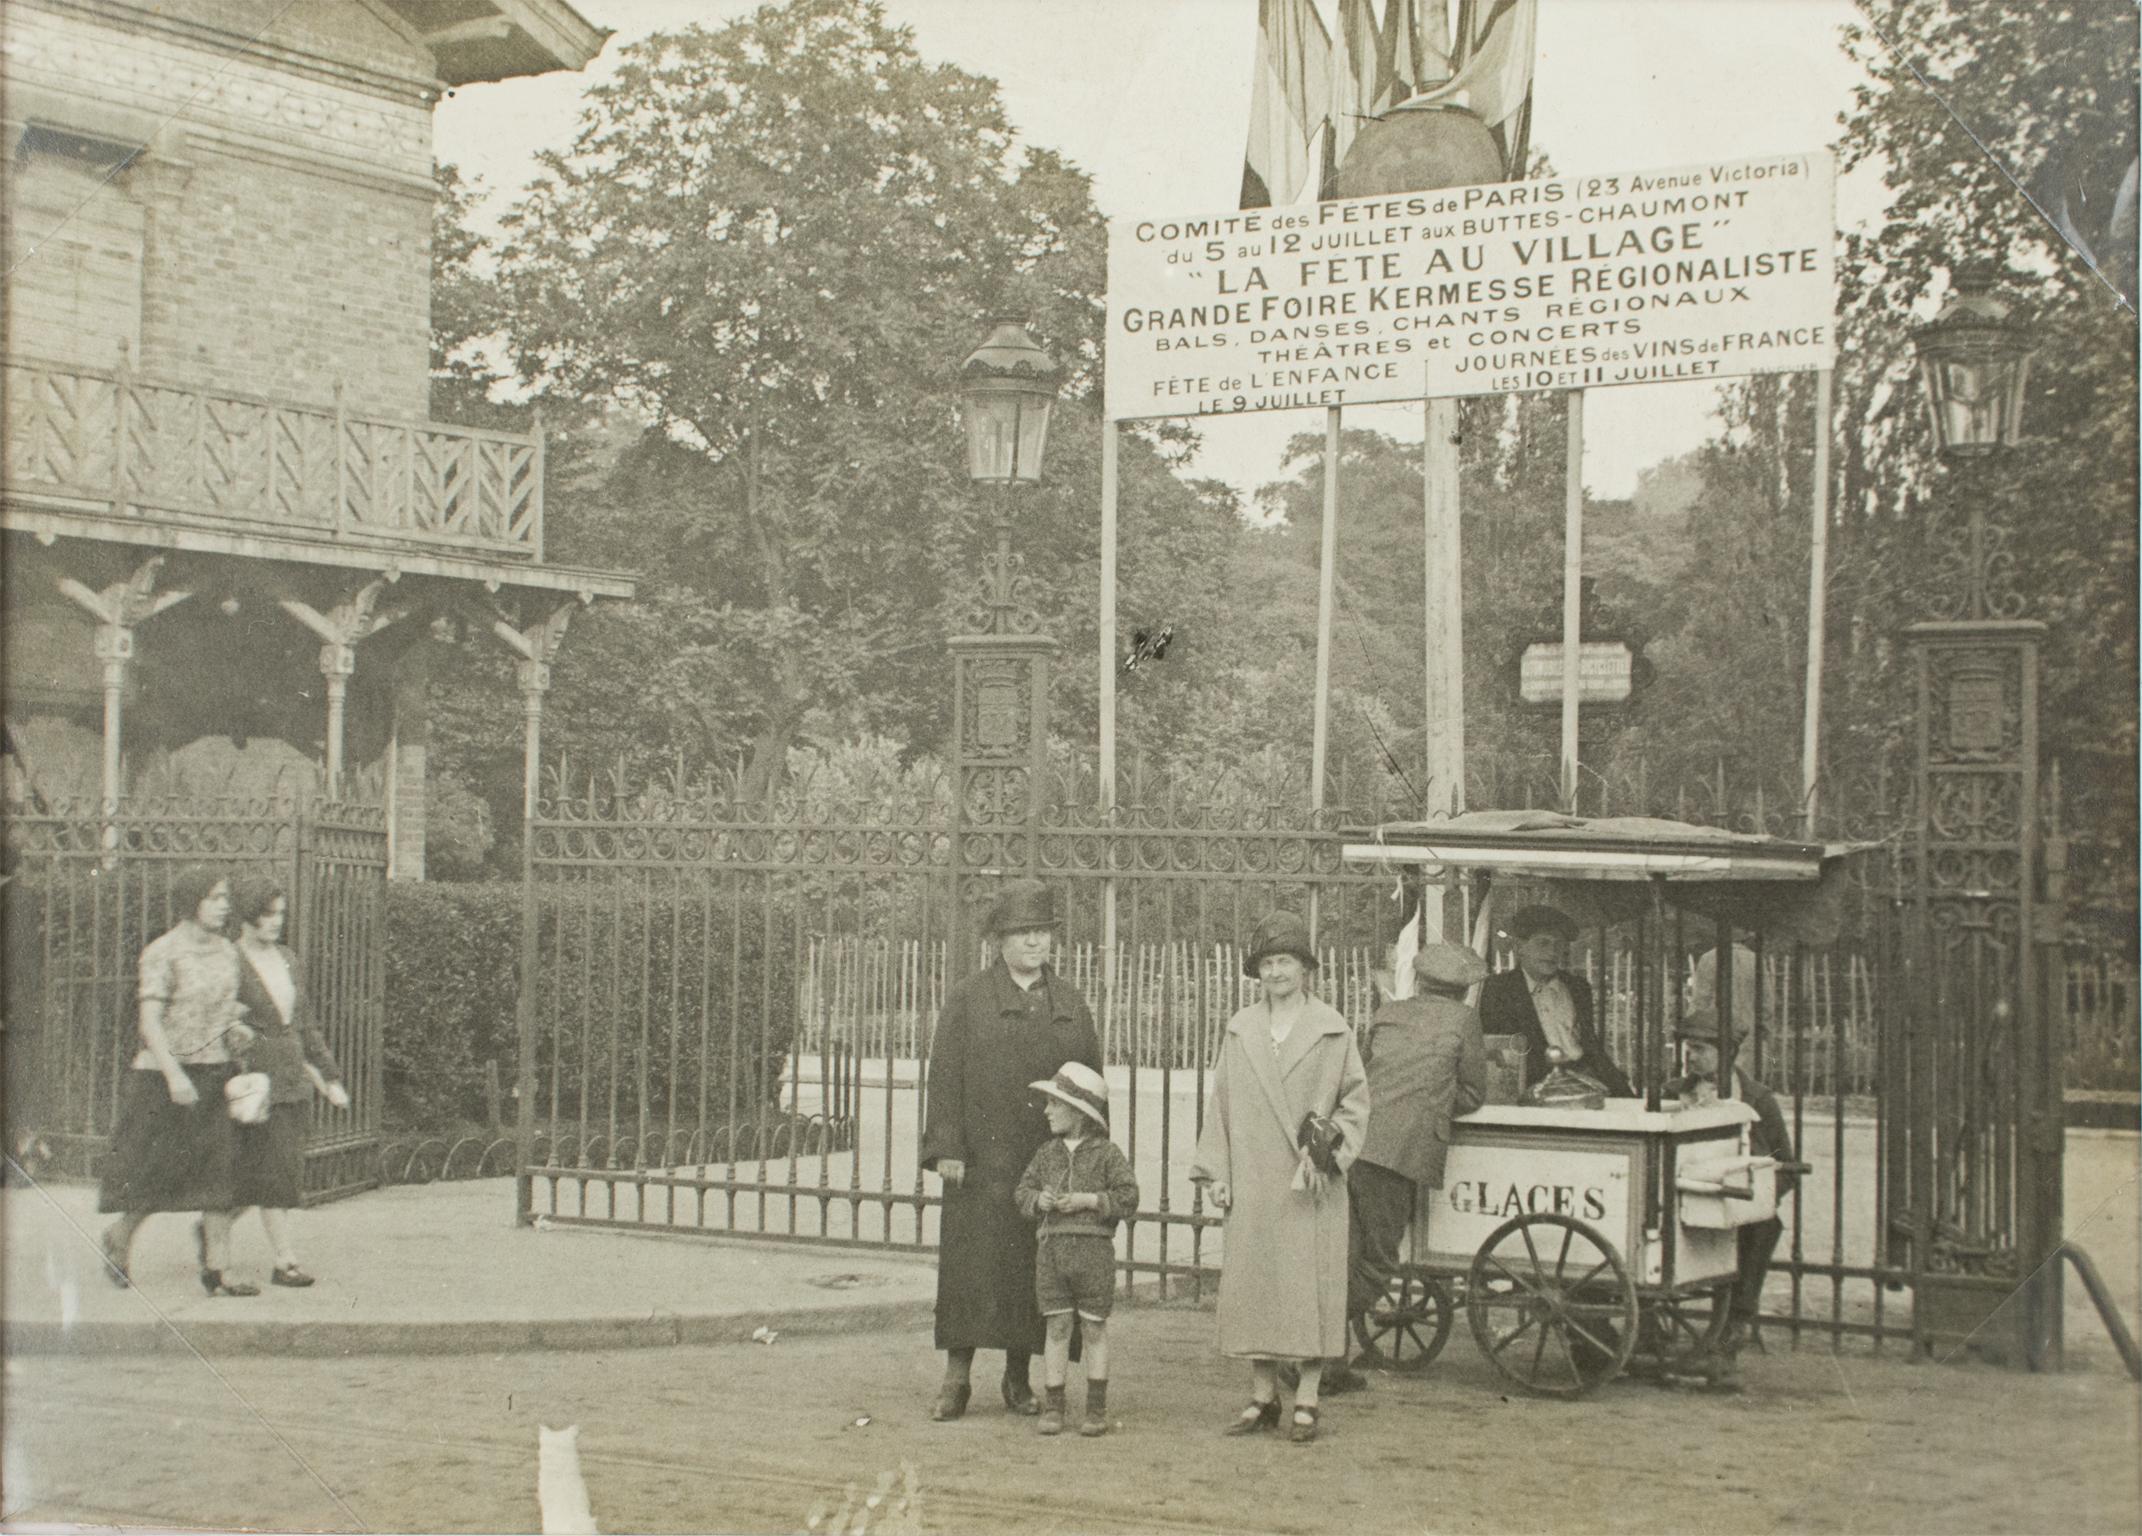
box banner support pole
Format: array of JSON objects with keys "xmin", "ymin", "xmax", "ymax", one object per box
[{"xmin": 1560, "ymin": 388, "xmax": 1585, "ymax": 812}]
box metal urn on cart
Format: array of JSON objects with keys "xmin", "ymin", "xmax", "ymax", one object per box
[{"xmin": 1336, "ymin": 812, "xmax": 1846, "ymax": 1397}]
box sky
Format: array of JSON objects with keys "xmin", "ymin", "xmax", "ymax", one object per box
[{"xmin": 434, "ymin": 0, "xmax": 1881, "ymax": 503}]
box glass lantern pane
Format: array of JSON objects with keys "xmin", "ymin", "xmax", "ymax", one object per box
[
  {"xmin": 964, "ymin": 397, "xmax": 1019, "ymax": 481},
  {"xmin": 1011, "ymin": 398, "xmax": 1052, "ymax": 484}
]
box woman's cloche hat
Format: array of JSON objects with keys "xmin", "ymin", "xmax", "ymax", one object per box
[
  {"xmin": 985, "ymin": 878, "xmax": 1059, "ymax": 936},
  {"xmin": 1029, "ymin": 1061, "xmax": 1110, "ymax": 1131},
  {"xmin": 1413, "ymin": 941, "xmax": 1490, "ymax": 989},
  {"xmin": 1243, "ymin": 910, "xmax": 1318, "ymax": 978}
]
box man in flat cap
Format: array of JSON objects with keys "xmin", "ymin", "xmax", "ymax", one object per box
[
  {"xmin": 920, "ymin": 879, "xmax": 1102, "ymax": 1421},
  {"xmin": 1478, "ymin": 904, "xmax": 1633, "ymax": 1098},
  {"xmin": 1332, "ymin": 940, "xmax": 1492, "ymax": 1391}
]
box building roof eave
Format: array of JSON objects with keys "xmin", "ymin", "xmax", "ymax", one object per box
[{"xmin": 4, "ymin": 506, "xmax": 637, "ymax": 603}]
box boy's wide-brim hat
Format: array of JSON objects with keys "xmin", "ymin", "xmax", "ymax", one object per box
[
  {"xmin": 1502, "ymin": 903, "xmax": 1576, "ymax": 942},
  {"xmin": 985, "ymin": 878, "xmax": 1059, "ymax": 935},
  {"xmin": 1677, "ymin": 1005, "xmax": 1743, "ymax": 1047},
  {"xmin": 1243, "ymin": 911, "xmax": 1318, "ymax": 978},
  {"xmin": 1413, "ymin": 941, "xmax": 1490, "ymax": 989},
  {"xmin": 1029, "ymin": 1060, "xmax": 1110, "ymax": 1130}
]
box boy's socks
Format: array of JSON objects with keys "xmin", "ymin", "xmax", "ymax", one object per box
[
  {"xmin": 1038, "ymin": 1383, "xmax": 1067, "ymax": 1435},
  {"xmin": 1080, "ymin": 1379, "xmax": 1110, "ymax": 1437}
]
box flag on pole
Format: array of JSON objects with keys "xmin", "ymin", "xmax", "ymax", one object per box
[
  {"xmin": 1320, "ymin": 0, "xmax": 1384, "ymax": 198},
  {"xmin": 1379, "ymin": 0, "xmax": 1452, "ymax": 109},
  {"xmin": 1240, "ymin": 0, "xmax": 1333, "ymax": 209},
  {"xmin": 1393, "ymin": 0, "xmax": 1536, "ymax": 174}
]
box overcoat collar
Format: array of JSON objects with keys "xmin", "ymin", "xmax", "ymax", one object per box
[
  {"xmin": 985, "ymin": 960, "xmax": 1070, "ymax": 1019},
  {"xmin": 1227, "ymin": 996, "xmax": 1348, "ymax": 1135}
]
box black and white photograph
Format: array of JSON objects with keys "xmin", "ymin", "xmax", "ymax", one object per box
[{"xmin": 2, "ymin": 1, "xmax": 2137, "ymax": 1531}]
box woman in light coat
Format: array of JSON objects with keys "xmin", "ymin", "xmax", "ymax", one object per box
[{"xmin": 1190, "ymin": 911, "xmax": 1370, "ymax": 1444}]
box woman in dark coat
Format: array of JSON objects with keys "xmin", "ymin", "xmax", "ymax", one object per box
[
  {"xmin": 225, "ymin": 876, "xmax": 350, "ymax": 1286},
  {"xmin": 919, "ymin": 879, "xmax": 1101, "ymax": 1421}
]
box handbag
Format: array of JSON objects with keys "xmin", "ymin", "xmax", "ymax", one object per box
[
  {"xmin": 1296, "ymin": 1111, "xmax": 1344, "ymax": 1177},
  {"xmin": 225, "ymin": 1071, "xmax": 273, "ymax": 1125}
]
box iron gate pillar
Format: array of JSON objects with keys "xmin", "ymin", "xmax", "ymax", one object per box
[
  {"xmin": 949, "ymin": 630, "xmax": 1056, "ymax": 959},
  {"xmin": 1904, "ymin": 616, "xmax": 2061, "ymax": 1364}
]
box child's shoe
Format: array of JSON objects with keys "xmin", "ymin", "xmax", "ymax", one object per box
[
  {"xmin": 1037, "ymin": 1384, "xmax": 1067, "ymax": 1436},
  {"xmin": 1079, "ymin": 1380, "xmax": 1110, "ymax": 1437}
]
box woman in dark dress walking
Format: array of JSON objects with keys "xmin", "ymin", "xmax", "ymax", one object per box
[
  {"xmin": 225, "ymin": 876, "xmax": 351, "ymax": 1286},
  {"xmin": 919, "ymin": 879, "xmax": 1102, "ymax": 1421},
  {"xmin": 97, "ymin": 864, "xmax": 256, "ymax": 1294}
]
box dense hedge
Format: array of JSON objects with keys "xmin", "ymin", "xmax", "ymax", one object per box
[
  {"xmin": 384, "ymin": 880, "xmax": 798, "ymax": 1139},
  {"xmin": 381, "ymin": 882, "xmax": 522, "ymax": 1129}
]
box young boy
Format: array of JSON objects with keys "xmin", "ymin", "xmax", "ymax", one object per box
[
  {"xmin": 1667, "ymin": 1004, "xmax": 1800, "ymax": 1389},
  {"xmin": 1013, "ymin": 1061, "xmax": 1140, "ymax": 1437}
]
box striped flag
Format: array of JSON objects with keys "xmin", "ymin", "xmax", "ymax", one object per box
[
  {"xmin": 1379, "ymin": 0, "xmax": 1452, "ymax": 110},
  {"xmin": 1320, "ymin": 0, "xmax": 1384, "ymax": 198},
  {"xmin": 1240, "ymin": 0, "xmax": 1333, "ymax": 208},
  {"xmin": 1393, "ymin": 0, "xmax": 1536, "ymax": 175}
]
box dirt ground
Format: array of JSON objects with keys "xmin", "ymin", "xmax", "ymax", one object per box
[{"xmin": 4, "ymin": 1301, "xmax": 2137, "ymax": 1535}]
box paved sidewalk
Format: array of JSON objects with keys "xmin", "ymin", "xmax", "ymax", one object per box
[{"xmin": 3, "ymin": 1175, "xmax": 937, "ymax": 1357}]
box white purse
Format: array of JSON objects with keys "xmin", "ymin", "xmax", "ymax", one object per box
[{"xmin": 225, "ymin": 1071, "xmax": 273, "ymax": 1124}]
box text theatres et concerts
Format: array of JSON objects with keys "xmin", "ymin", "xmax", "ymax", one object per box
[{"xmin": 1103, "ymin": 153, "xmax": 1837, "ymax": 421}]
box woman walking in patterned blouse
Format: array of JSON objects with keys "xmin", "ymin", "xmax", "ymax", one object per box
[{"xmin": 97, "ymin": 865, "xmax": 258, "ymax": 1295}]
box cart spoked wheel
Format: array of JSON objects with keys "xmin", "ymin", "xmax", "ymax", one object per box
[
  {"xmin": 1351, "ymin": 1268, "xmax": 1455, "ymax": 1372},
  {"xmin": 1632, "ymin": 1282, "xmax": 1734, "ymax": 1376},
  {"xmin": 1466, "ymin": 1213, "xmax": 1639, "ymax": 1397}
]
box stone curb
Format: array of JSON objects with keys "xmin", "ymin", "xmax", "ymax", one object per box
[{"xmin": 5, "ymin": 1294, "xmax": 937, "ymax": 1359}]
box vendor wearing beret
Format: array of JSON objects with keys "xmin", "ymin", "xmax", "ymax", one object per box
[{"xmin": 1477, "ymin": 904, "xmax": 1633, "ymax": 1098}]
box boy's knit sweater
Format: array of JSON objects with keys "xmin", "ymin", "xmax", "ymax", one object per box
[{"xmin": 1013, "ymin": 1133, "xmax": 1141, "ymax": 1239}]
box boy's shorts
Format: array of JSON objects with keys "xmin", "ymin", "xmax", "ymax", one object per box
[{"xmin": 1035, "ymin": 1232, "xmax": 1116, "ymax": 1323}]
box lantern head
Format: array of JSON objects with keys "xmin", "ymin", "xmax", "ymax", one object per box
[
  {"xmin": 1913, "ymin": 266, "xmax": 2034, "ymax": 457},
  {"xmin": 959, "ymin": 318, "xmax": 1059, "ymax": 484}
]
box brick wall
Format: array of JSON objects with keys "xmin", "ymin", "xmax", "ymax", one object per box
[
  {"xmin": 137, "ymin": 151, "xmax": 433, "ymax": 419},
  {"xmin": 6, "ymin": 0, "xmax": 439, "ymax": 419}
]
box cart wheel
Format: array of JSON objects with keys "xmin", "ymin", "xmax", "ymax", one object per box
[
  {"xmin": 1466, "ymin": 1213, "xmax": 1639, "ymax": 1398},
  {"xmin": 1632, "ymin": 1282, "xmax": 1734, "ymax": 1376},
  {"xmin": 1351, "ymin": 1269, "xmax": 1455, "ymax": 1372}
]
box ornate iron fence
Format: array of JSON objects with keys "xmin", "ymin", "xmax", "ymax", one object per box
[
  {"xmin": 518, "ymin": 757, "xmax": 1931, "ymax": 1344},
  {"xmin": 1, "ymin": 793, "xmax": 386, "ymax": 1200}
]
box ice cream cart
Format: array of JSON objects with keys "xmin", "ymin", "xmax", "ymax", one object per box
[{"xmin": 1337, "ymin": 811, "xmax": 1853, "ymax": 1397}]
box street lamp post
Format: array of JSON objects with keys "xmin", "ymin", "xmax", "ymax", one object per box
[
  {"xmin": 1902, "ymin": 266, "xmax": 2061, "ymax": 1367},
  {"xmin": 949, "ymin": 319, "xmax": 1061, "ymax": 956}
]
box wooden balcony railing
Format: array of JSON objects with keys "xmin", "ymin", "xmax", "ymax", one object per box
[{"xmin": 3, "ymin": 355, "xmax": 543, "ymax": 561}]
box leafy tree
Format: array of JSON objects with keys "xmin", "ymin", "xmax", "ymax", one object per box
[
  {"xmin": 495, "ymin": 0, "xmax": 1111, "ymax": 796},
  {"xmin": 1827, "ymin": 0, "xmax": 2138, "ymax": 939}
]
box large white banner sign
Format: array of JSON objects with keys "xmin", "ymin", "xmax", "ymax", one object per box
[{"xmin": 1104, "ymin": 151, "xmax": 1836, "ymax": 422}]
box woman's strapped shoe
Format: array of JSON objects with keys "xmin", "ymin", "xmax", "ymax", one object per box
[
  {"xmin": 1289, "ymin": 1405, "xmax": 1321, "ymax": 1444},
  {"xmin": 98, "ymin": 1227, "xmax": 131, "ymax": 1289},
  {"xmin": 200, "ymin": 1269, "xmax": 261, "ymax": 1298},
  {"xmin": 271, "ymin": 1263, "xmax": 316, "ymax": 1288},
  {"xmin": 928, "ymin": 1382, "xmax": 971, "ymax": 1422},
  {"xmin": 1224, "ymin": 1400, "xmax": 1281, "ymax": 1435}
]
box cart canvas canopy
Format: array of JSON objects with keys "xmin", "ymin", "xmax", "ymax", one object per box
[{"xmin": 1342, "ymin": 810, "xmax": 1881, "ymax": 944}]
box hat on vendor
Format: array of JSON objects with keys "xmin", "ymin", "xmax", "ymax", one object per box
[
  {"xmin": 1677, "ymin": 1004, "xmax": 1743, "ymax": 1047},
  {"xmin": 1501, "ymin": 903, "xmax": 1577, "ymax": 942},
  {"xmin": 1242, "ymin": 910, "xmax": 1319, "ymax": 977},
  {"xmin": 1029, "ymin": 1061, "xmax": 1110, "ymax": 1130},
  {"xmin": 985, "ymin": 878, "xmax": 1059, "ymax": 935},
  {"xmin": 1413, "ymin": 941, "xmax": 1490, "ymax": 990}
]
